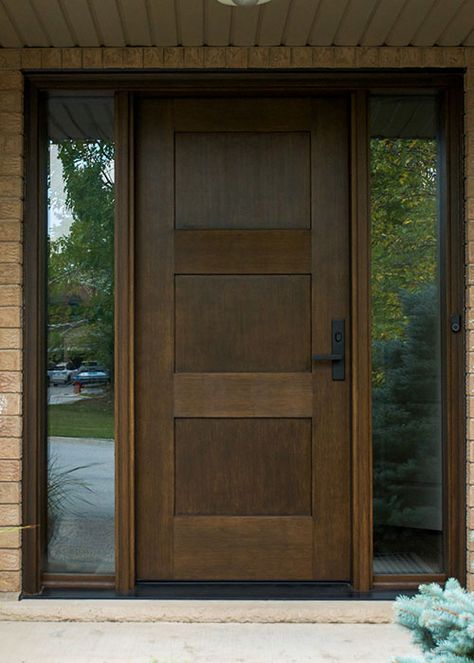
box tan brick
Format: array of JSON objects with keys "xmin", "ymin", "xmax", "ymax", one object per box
[
  {"xmin": 469, "ymin": 439, "xmax": 474, "ymax": 461},
  {"xmin": 0, "ymin": 482, "xmax": 20, "ymax": 504},
  {"xmin": 21, "ymin": 49, "xmax": 42, "ymax": 70},
  {"xmin": 0, "ymin": 528, "xmax": 20, "ymax": 549},
  {"xmin": 0, "ymin": 72, "xmax": 22, "ymax": 91},
  {"xmin": 0, "ymin": 549, "xmax": 20, "ymax": 571},
  {"xmin": 0, "ymin": 351, "xmax": 20, "ymax": 371},
  {"xmin": 0, "ymin": 177, "xmax": 22, "ymax": 199},
  {"xmin": 445, "ymin": 47, "xmax": 466, "ymax": 67},
  {"xmin": 41, "ymin": 49, "xmax": 62, "ymax": 69},
  {"xmin": 469, "ymin": 506, "xmax": 474, "ymax": 529},
  {"xmin": 0, "ymin": 223, "xmax": 21, "ymax": 242},
  {"xmin": 315, "ymin": 47, "xmax": 336, "ymax": 67},
  {"xmin": 163, "ymin": 48, "xmax": 184, "ymax": 68},
  {"xmin": 248, "ymin": 48, "xmax": 269, "ymax": 68},
  {"xmin": 0, "ymin": 372, "xmax": 21, "ymax": 392},
  {"xmin": 422, "ymin": 48, "xmax": 445, "ymax": 67},
  {"xmin": 356, "ymin": 47, "xmax": 379, "ymax": 67},
  {"xmin": 184, "ymin": 48, "xmax": 204, "ymax": 68},
  {"xmin": 0, "ymin": 416, "xmax": 21, "ymax": 438},
  {"xmin": 0, "ymin": 394, "xmax": 20, "ymax": 416},
  {"xmin": 0, "ymin": 329, "xmax": 21, "ymax": 350},
  {"xmin": 123, "ymin": 48, "xmax": 144, "ymax": 68},
  {"xmin": 0, "ymin": 135, "xmax": 22, "ymax": 157},
  {"xmin": 0, "ymin": 51, "xmax": 20, "ymax": 70},
  {"xmin": 61, "ymin": 49, "xmax": 82, "ymax": 69},
  {"xmin": 0, "ymin": 243, "xmax": 21, "ymax": 264},
  {"xmin": 0, "ymin": 504, "xmax": 20, "ymax": 526},
  {"xmin": 143, "ymin": 48, "xmax": 164, "ymax": 68},
  {"xmin": 0, "ymin": 112, "xmax": 22, "ymax": 135},
  {"xmin": 0, "ymin": 285, "xmax": 21, "ymax": 306},
  {"xmin": 82, "ymin": 48, "xmax": 103, "ymax": 69},
  {"xmin": 0, "ymin": 158, "xmax": 22, "ymax": 178},
  {"xmin": 0, "ymin": 92, "xmax": 22, "ymax": 114},
  {"xmin": 103, "ymin": 48, "xmax": 123, "ymax": 68},
  {"xmin": 269, "ymin": 47, "xmax": 291, "ymax": 68},
  {"xmin": 0, "ymin": 200, "xmax": 22, "ymax": 222},
  {"xmin": 379, "ymin": 48, "xmax": 402, "ymax": 67},
  {"xmin": 204, "ymin": 48, "xmax": 226, "ymax": 68},
  {"xmin": 400, "ymin": 48, "xmax": 423, "ymax": 67},
  {"xmin": 0, "ymin": 571, "xmax": 20, "ymax": 592},
  {"xmin": 225, "ymin": 48, "xmax": 248, "ymax": 68},
  {"xmin": 0, "ymin": 438, "xmax": 20, "ymax": 459},
  {"xmin": 291, "ymin": 48, "xmax": 312, "ymax": 68},
  {"xmin": 0, "ymin": 264, "xmax": 21, "ymax": 285},
  {"xmin": 0, "ymin": 460, "xmax": 20, "ymax": 482},
  {"xmin": 469, "ymin": 418, "xmax": 474, "ymax": 441},
  {"xmin": 0, "ymin": 308, "xmax": 20, "ymax": 328},
  {"xmin": 469, "ymin": 198, "xmax": 474, "ymax": 221}
]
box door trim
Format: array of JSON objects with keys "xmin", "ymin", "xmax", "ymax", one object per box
[{"xmin": 22, "ymin": 71, "xmax": 465, "ymax": 596}]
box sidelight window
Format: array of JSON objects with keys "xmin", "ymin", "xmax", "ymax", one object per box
[
  {"xmin": 370, "ymin": 95, "xmax": 443, "ymax": 575},
  {"xmin": 45, "ymin": 94, "xmax": 115, "ymax": 574}
]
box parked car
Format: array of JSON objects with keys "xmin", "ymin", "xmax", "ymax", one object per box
[
  {"xmin": 74, "ymin": 366, "xmax": 110, "ymax": 386},
  {"xmin": 48, "ymin": 362, "xmax": 76, "ymax": 386}
]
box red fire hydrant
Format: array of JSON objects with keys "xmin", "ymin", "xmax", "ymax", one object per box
[{"xmin": 73, "ymin": 381, "xmax": 82, "ymax": 394}]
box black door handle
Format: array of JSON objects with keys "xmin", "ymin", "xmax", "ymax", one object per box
[{"xmin": 312, "ymin": 320, "xmax": 345, "ymax": 381}]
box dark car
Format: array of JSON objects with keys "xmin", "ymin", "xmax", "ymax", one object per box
[{"xmin": 74, "ymin": 366, "xmax": 110, "ymax": 386}]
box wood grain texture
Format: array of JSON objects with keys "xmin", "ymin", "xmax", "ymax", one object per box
[
  {"xmin": 115, "ymin": 91, "xmax": 135, "ymax": 594},
  {"xmin": 310, "ymin": 97, "xmax": 351, "ymax": 581},
  {"xmin": 174, "ymin": 373, "xmax": 313, "ymax": 418},
  {"xmin": 175, "ymin": 132, "xmax": 310, "ymax": 229},
  {"xmin": 173, "ymin": 516, "xmax": 313, "ymax": 580},
  {"xmin": 175, "ymin": 275, "xmax": 311, "ymax": 372},
  {"xmin": 175, "ymin": 418, "xmax": 312, "ymax": 516},
  {"xmin": 174, "ymin": 230, "xmax": 311, "ymax": 274},
  {"xmin": 350, "ymin": 91, "xmax": 373, "ymax": 591},
  {"xmin": 135, "ymin": 98, "xmax": 175, "ymax": 581}
]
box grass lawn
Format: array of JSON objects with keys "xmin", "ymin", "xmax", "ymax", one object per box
[{"xmin": 48, "ymin": 394, "xmax": 114, "ymax": 439}]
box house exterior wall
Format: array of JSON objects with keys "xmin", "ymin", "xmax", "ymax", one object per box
[{"xmin": 0, "ymin": 45, "xmax": 472, "ymax": 594}]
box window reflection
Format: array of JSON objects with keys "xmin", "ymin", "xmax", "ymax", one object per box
[
  {"xmin": 46, "ymin": 95, "xmax": 115, "ymax": 573},
  {"xmin": 370, "ymin": 96, "xmax": 443, "ymax": 574}
]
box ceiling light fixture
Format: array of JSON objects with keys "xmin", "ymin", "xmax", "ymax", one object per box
[{"xmin": 217, "ymin": 0, "xmax": 272, "ymax": 6}]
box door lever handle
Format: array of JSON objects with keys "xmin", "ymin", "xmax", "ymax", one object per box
[
  {"xmin": 312, "ymin": 353, "xmax": 343, "ymax": 362},
  {"xmin": 312, "ymin": 320, "xmax": 345, "ymax": 381}
]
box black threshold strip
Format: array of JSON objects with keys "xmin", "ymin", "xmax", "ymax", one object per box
[{"xmin": 24, "ymin": 582, "xmax": 415, "ymax": 601}]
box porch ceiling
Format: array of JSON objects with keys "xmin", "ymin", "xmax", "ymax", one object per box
[{"xmin": 0, "ymin": 0, "xmax": 473, "ymax": 49}]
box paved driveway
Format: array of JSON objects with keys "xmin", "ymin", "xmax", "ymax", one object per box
[{"xmin": 0, "ymin": 622, "xmax": 417, "ymax": 663}]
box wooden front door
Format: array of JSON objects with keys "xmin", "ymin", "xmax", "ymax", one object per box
[{"xmin": 134, "ymin": 97, "xmax": 351, "ymax": 582}]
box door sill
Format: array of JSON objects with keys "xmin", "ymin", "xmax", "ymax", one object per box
[{"xmin": 24, "ymin": 581, "xmax": 415, "ymax": 601}]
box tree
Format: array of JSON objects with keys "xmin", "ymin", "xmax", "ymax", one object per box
[{"xmin": 47, "ymin": 140, "xmax": 115, "ymax": 371}]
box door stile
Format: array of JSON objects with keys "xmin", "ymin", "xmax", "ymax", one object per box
[
  {"xmin": 311, "ymin": 97, "xmax": 352, "ymax": 580},
  {"xmin": 115, "ymin": 91, "xmax": 136, "ymax": 594},
  {"xmin": 350, "ymin": 90, "xmax": 373, "ymax": 592},
  {"xmin": 135, "ymin": 99, "xmax": 175, "ymax": 580}
]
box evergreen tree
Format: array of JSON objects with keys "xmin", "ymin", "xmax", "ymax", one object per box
[{"xmin": 395, "ymin": 579, "xmax": 474, "ymax": 662}]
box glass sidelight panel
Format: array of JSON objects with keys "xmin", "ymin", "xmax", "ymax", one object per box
[
  {"xmin": 370, "ymin": 96, "xmax": 443, "ymax": 574},
  {"xmin": 46, "ymin": 94, "xmax": 115, "ymax": 573}
]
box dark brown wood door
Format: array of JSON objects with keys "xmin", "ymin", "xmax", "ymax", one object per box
[{"xmin": 135, "ymin": 97, "xmax": 351, "ymax": 581}]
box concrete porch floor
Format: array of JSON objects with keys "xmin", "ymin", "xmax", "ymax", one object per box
[{"xmin": 0, "ymin": 621, "xmax": 417, "ymax": 662}]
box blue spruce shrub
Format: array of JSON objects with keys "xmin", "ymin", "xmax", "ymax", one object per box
[{"xmin": 394, "ymin": 579, "xmax": 474, "ymax": 662}]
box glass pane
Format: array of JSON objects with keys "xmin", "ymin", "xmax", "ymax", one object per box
[
  {"xmin": 46, "ymin": 95, "xmax": 115, "ymax": 573},
  {"xmin": 370, "ymin": 96, "xmax": 443, "ymax": 574}
]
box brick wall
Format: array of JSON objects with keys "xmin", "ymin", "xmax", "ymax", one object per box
[{"xmin": 0, "ymin": 45, "xmax": 471, "ymax": 594}]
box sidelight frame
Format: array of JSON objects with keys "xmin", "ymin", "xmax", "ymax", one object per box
[{"xmin": 22, "ymin": 71, "xmax": 465, "ymax": 596}]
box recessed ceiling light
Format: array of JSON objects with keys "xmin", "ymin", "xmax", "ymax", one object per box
[{"xmin": 217, "ymin": 0, "xmax": 272, "ymax": 6}]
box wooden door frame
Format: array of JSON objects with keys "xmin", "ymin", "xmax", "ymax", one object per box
[{"xmin": 22, "ymin": 71, "xmax": 465, "ymax": 596}]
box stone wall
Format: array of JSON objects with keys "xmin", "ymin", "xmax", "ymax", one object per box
[{"xmin": 0, "ymin": 45, "xmax": 471, "ymax": 594}]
